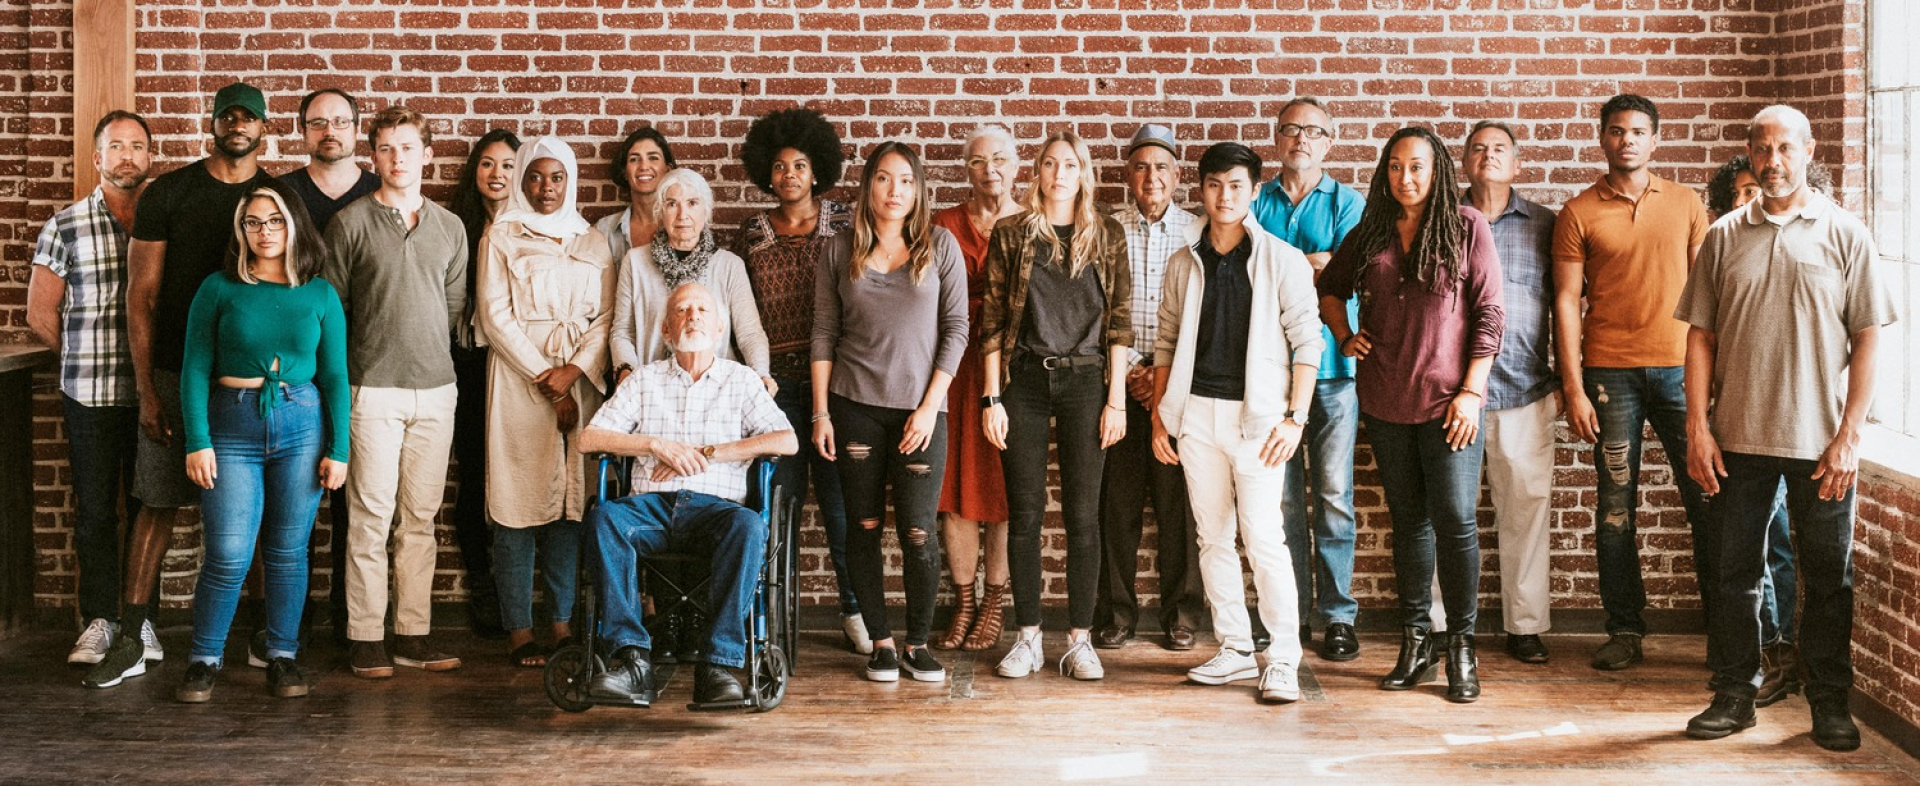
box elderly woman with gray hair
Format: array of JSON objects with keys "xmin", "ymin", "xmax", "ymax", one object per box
[{"xmin": 610, "ymin": 168, "xmax": 771, "ymax": 388}]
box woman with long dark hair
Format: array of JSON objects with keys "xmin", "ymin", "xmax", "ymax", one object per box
[
  {"xmin": 176, "ymin": 180, "xmax": 348, "ymax": 702},
  {"xmin": 596, "ymin": 126, "xmax": 676, "ymax": 267},
  {"xmin": 1317, "ymin": 126, "xmax": 1505, "ymax": 703}
]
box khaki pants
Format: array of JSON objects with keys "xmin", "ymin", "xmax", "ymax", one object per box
[
  {"xmin": 345, "ymin": 384, "xmax": 458, "ymax": 642},
  {"xmin": 1429, "ymin": 395, "xmax": 1558, "ymax": 635}
]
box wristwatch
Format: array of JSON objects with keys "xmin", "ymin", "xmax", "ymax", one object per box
[
  {"xmin": 700, "ymin": 445, "xmax": 717, "ymax": 459},
  {"xmin": 981, "ymin": 395, "xmax": 1002, "ymax": 409},
  {"xmin": 1283, "ymin": 408, "xmax": 1308, "ymax": 427}
]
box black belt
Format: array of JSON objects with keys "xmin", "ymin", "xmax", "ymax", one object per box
[{"xmin": 1019, "ymin": 353, "xmax": 1104, "ymax": 371}]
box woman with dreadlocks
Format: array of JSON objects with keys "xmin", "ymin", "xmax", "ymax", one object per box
[{"xmin": 1317, "ymin": 126, "xmax": 1505, "ymax": 704}]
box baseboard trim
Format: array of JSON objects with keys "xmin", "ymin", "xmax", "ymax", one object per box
[{"xmin": 1853, "ymin": 688, "xmax": 1920, "ymax": 761}]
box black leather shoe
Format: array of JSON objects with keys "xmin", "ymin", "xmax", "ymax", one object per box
[
  {"xmin": 1810, "ymin": 696, "xmax": 1861, "ymax": 752},
  {"xmin": 1165, "ymin": 626, "xmax": 1196, "ymax": 651},
  {"xmin": 589, "ymin": 647, "xmax": 656, "ymax": 707},
  {"xmin": 1299, "ymin": 624, "xmax": 1312, "ymax": 646},
  {"xmin": 1321, "ymin": 623, "xmax": 1360, "ymax": 662},
  {"xmin": 1446, "ymin": 633, "xmax": 1481, "ymax": 703},
  {"xmin": 1379, "ymin": 626, "xmax": 1439, "ymax": 691},
  {"xmin": 1094, "ymin": 626, "xmax": 1134, "ymax": 650},
  {"xmin": 693, "ymin": 663, "xmax": 745, "ymax": 705},
  {"xmin": 1505, "ymin": 633, "xmax": 1549, "ymax": 664},
  {"xmin": 1253, "ymin": 629, "xmax": 1272, "ymax": 651},
  {"xmin": 1686, "ymin": 693, "xmax": 1757, "ymax": 739},
  {"xmin": 1591, "ymin": 633, "xmax": 1644, "ymax": 670}
]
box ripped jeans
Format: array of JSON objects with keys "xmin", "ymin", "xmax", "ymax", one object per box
[
  {"xmin": 1583, "ymin": 366, "xmax": 1715, "ymax": 637},
  {"xmin": 830, "ymin": 394, "xmax": 948, "ymax": 647}
]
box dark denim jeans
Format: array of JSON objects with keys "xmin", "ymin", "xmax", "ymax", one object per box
[
  {"xmin": 1760, "ymin": 481, "xmax": 1797, "ymax": 644},
  {"xmin": 191, "ymin": 384, "xmax": 326, "ymax": 664},
  {"xmin": 1707, "ymin": 452, "xmax": 1854, "ymax": 703},
  {"xmin": 1364, "ymin": 414, "xmax": 1484, "ymax": 633},
  {"xmin": 1582, "ymin": 366, "xmax": 1715, "ymax": 637},
  {"xmin": 774, "ymin": 374, "xmax": 857, "ymax": 614},
  {"xmin": 830, "ymin": 395, "xmax": 946, "ymax": 646},
  {"xmin": 1095, "ymin": 395, "xmax": 1203, "ymax": 632},
  {"xmin": 1281, "ymin": 377, "xmax": 1361, "ymax": 628},
  {"xmin": 1002, "ymin": 360, "xmax": 1106, "ymax": 630},
  {"xmin": 59, "ymin": 396, "xmax": 140, "ymax": 624},
  {"xmin": 490, "ymin": 520, "xmax": 578, "ymax": 631},
  {"xmin": 590, "ymin": 491, "xmax": 765, "ymax": 669}
]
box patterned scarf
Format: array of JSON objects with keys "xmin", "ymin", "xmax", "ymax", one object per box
[{"xmin": 651, "ymin": 227, "xmax": 718, "ymax": 288}]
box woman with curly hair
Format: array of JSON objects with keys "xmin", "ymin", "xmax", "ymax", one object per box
[
  {"xmin": 595, "ymin": 125, "xmax": 676, "ymax": 266},
  {"xmin": 733, "ymin": 107, "xmax": 869, "ymax": 653},
  {"xmin": 1318, "ymin": 126, "xmax": 1504, "ymax": 704}
]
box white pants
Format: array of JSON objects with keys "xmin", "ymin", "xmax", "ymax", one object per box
[
  {"xmin": 1177, "ymin": 396, "xmax": 1300, "ymax": 664},
  {"xmin": 346, "ymin": 384, "xmax": 458, "ymax": 642},
  {"xmin": 1429, "ymin": 395, "xmax": 1557, "ymax": 635}
]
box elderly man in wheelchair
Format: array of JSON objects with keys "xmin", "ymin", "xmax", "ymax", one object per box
[{"xmin": 574, "ymin": 282, "xmax": 797, "ymax": 708}]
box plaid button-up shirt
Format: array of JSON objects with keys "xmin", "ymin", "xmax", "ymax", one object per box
[
  {"xmin": 1115, "ymin": 201, "xmax": 1196, "ymax": 366},
  {"xmin": 1484, "ymin": 192, "xmax": 1558, "ymax": 410},
  {"xmin": 587, "ymin": 356, "xmax": 792, "ymax": 503},
  {"xmin": 31, "ymin": 188, "xmax": 136, "ymax": 407}
]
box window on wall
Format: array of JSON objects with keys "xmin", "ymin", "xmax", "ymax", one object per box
[{"xmin": 1868, "ymin": 0, "xmax": 1920, "ymax": 458}]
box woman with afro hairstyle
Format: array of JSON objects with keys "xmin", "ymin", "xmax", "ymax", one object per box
[{"xmin": 731, "ymin": 107, "xmax": 869, "ymax": 654}]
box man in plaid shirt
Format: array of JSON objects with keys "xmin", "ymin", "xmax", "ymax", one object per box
[{"xmin": 579, "ymin": 282, "xmax": 797, "ymax": 708}]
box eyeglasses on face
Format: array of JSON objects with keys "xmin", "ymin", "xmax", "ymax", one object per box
[
  {"xmin": 966, "ymin": 154, "xmax": 1014, "ymax": 171},
  {"xmin": 1278, "ymin": 123, "xmax": 1330, "ymax": 140},
  {"xmin": 303, "ymin": 117, "xmax": 356, "ymax": 131},
  {"xmin": 241, "ymin": 216, "xmax": 288, "ymax": 234}
]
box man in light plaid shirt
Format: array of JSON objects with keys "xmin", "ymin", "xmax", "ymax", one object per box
[{"xmin": 579, "ymin": 282, "xmax": 797, "ymax": 708}]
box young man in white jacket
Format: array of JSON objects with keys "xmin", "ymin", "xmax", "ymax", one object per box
[{"xmin": 1149, "ymin": 142, "xmax": 1323, "ymax": 704}]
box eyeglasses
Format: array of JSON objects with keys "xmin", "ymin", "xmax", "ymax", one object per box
[
  {"xmin": 303, "ymin": 117, "xmax": 356, "ymax": 131},
  {"xmin": 966, "ymin": 154, "xmax": 1013, "ymax": 171},
  {"xmin": 241, "ymin": 216, "xmax": 288, "ymax": 234},
  {"xmin": 1278, "ymin": 123, "xmax": 1331, "ymax": 140}
]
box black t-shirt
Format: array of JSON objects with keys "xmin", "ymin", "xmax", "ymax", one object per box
[
  {"xmin": 1191, "ymin": 228, "xmax": 1254, "ymax": 401},
  {"xmin": 132, "ymin": 159, "xmax": 276, "ymax": 373},
  {"xmin": 1016, "ymin": 224, "xmax": 1104, "ymax": 360},
  {"xmin": 278, "ymin": 166, "xmax": 380, "ymax": 232}
]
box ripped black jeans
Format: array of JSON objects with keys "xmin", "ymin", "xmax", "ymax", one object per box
[{"xmin": 830, "ymin": 394, "xmax": 948, "ymax": 647}]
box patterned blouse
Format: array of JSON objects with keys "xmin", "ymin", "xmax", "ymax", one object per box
[{"xmin": 732, "ymin": 199, "xmax": 852, "ymax": 379}]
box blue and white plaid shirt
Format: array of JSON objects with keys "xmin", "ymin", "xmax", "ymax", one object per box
[
  {"xmin": 30, "ymin": 187, "xmax": 136, "ymax": 407},
  {"xmin": 1482, "ymin": 192, "xmax": 1558, "ymax": 410},
  {"xmin": 1114, "ymin": 201, "xmax": 1196, "ymax": 366},
  {"xmin": 588, "ymin": 356, "xmax": 792, "ymax": 503}
]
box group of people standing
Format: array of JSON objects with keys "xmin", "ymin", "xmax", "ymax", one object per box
[{"xmin": 29, "ymin": 81, "xmax": 1892, "ymax": 750}]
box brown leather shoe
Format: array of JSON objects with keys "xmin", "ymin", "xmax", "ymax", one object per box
[
  {"xmin": 1094, "ymin": 626, "xmax": 1133, "ymax": 649},
  {"xmin": 349, "ymin": 640, "xmax": 394, "ymax": 679},
  {"xmin": 1166, "ymin": 625, "xmax": 1197, "ymax": 651},
  {"xmin": 392, "ymin": 635, "xmax": 462, "ymax": 672}
]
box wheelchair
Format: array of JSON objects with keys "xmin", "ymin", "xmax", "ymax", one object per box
[{"xmin": 543, "ymin": 454, "xmax": 799, "ymax": 712}]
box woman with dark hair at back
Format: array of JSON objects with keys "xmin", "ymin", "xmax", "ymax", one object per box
[
  {"xmin": 446, "ymin": 128, "xmax": 519, "ymax": 639},
  {"xmin": 596, "ymin": 126, "xmax": 677, "ymax": 266},
  {"xmin": 1318, "ymin": 126, "xmax": 1505, "ymax": 704}
]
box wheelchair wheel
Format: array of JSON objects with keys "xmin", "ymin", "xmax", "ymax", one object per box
[
  {"xmin": 545, "ymin": 644, "xmax": 603, "ymax": 713},
  {"xmin": 752, "ymin": 643, "xmax": 789, "ymax": 712},
  {"xmin": 781, "ymin": 495, "xmax": 802, "ymax": 665}
]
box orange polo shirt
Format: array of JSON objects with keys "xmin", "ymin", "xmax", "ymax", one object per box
[{"xmin": 1551, "ymin": 174, "xmax": 1710, "ymax": 368}]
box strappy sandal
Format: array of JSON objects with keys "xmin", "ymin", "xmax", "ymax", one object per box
[
  {"xmin": 934, "ymin": 583, "xmax": 977, "ymax": 650},
  {"xmin": 509, "ymin": 641, "xmax": 546, "ymax": 668},
  {"xmin": 963, "ymin": 582, "xmax": 1010, "ymax": 651}
]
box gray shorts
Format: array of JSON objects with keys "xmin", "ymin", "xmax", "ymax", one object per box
[{"xmin": 133, "ymin": 368, "xmax": 200, "ymax": 509}]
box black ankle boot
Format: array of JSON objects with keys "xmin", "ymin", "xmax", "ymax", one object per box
[
  {"xmin": 1446, "ymin": 632, "xmax": 1481, "ymax": 703},
  {"xmin": 1380, "ymin": 626, "xmax": 1438, "ymax": 691}
]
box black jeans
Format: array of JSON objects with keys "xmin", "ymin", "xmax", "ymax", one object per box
[
  {"xmin": 1364, "ymin": 414, "xmax": 1484, "ymax": 633},
  {"xmin": 1095, "ymin": 395, "xmax": 1203, "ymax": 631},
  {"xmin": 1002, "ymin": 359, "xmax": 1106, "ymax": 630},
  {"xmin": 60, "ymin": 397, "xmax": 140, "ymax": 623},
  {"xmin": 450, "ymin": 344, "xmax": 497, "ymax": 609},
  {"xmin": 830, "ymin": 395, "xmax": 947, "ymax": 646},
  {"xmin": 1707, "ymin": 452, "xmax": 1856, "ymax": 703}
]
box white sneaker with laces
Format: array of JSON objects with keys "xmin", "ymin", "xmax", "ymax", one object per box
[
  {"xmin": 1259, "ymin": 661, "xmax": 1301, "ymax": 703},
  {"xmin": 1187, "ymin": 647, "xmax": 1259, "ymax": 685},
  {"xmin": 69, "ymin": 618, "xmax": 115, "ymax": 665},
  {"xmin": 1060, "ymin": 638, "xmax": 1105, "ymax": 681},
  {"xmin": 996, "ymin": 632, "xmax": 1045, "ymax": 678},
  {"xmin": 842, "ymin": 613, "xmax": 874, "ymax": 655},
  {"xmin": 141, "ymin": 619, "xmax": 165, "ymax": 663}
]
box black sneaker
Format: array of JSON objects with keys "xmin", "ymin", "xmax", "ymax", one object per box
[
  {"xmin": 266, "ymin": 657, "xmax": 309, "ymax": 698},
  {"xmin": 81, "ymin": 631, "xmax": 147, "ymax": 689},
  {"xmin": 865, "ymin": 646, "xmax": 901, "ymax": 682},
  {"xmin": 391, "ymin": 635, "xmax": 461, "ymax": 672},
  {"xmin": 901, "ymin": 646, "xmax": 946, "ymax": 682},
  {"xmin": 1591, "ymin": 633, "xmax": 1644, "ymax": 671},
  {"xmin": 175, "ymin": 661, "xmax": 220, "ymax": 704},
  {"xmin": 349, "ymin": 640, "xmax": 394, "ymax": 679}
]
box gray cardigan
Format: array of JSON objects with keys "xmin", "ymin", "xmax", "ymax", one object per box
[{"xmin": 610, "ymin": 245, "xmax": 771, "ymax": 377}]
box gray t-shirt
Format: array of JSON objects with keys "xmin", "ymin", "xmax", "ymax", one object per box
[
  {"xmin": 321, "ymin": 195, "xmax": 469, "ymax": 389},
  {"xmin": 1674, "ymin": 192, "xmax": 1899, "ymax": 461},
  {"xmin": 811, "ymin": 227, "xmax": 970, "ymax": 411}
]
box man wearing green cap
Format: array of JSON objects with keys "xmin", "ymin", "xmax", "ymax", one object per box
[{"xmin": 85, "ymin": 82, "xmax": 275, "ymax": 689}]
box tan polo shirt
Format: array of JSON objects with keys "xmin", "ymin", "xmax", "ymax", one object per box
[{"xmin": 1552, "ymin": 173, "xmax": 1710, "ymax": 368}]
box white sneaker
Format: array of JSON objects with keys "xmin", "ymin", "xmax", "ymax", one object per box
[
  {"xmin": 842, "ymin": 613, "xmax": 874, "ymax": 655},
  {"xmin": 68, "ymin": 618, "xmax": 115, "ymax": 665},
  {"xmin": 996, "ymin": 631, "xmax": 1045, "ymax": 678},
  {"xmin": 1187, "ymin": 647, "xmax": 1259, "ymax": 685},
  {"xmin": 1060, "ymin": 638, "xmax": 1105, "ymax": 681},
  {"xmin": 141, "ymin": 620, "xmax": 165, "ymax": 663},
  {"xmin": 1259, "ymin": 661, "xmax": 1301, "ymax": 703}
]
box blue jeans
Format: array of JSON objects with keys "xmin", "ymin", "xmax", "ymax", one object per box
[
  {"xmin": 773, "ymin": 375, "xmax": 857, "ymax": 614},
  {"xmin": 1364, "ymin": 414, "xmax": 1484, "ymax": 633},
  {"xmin": 490, "ymin": 521, "xmax": 578, "ymax": 632},
  {"xmin": 1759, "ymin": 481, "xmax": 1797, "ymax": 644},
  {"xmin": 590, "ymin": 491, "xmax": 765, "ymax": 669},
  {"xmin": 1583, "ymin": 366, "xmax": 1714, "ymax": 637},
  {"xmin": 1706, "ymin": 452, "xmax": 1854, "ymax": 703},
  {"xmin": 190, "ymin": 384, "xmax": 326, "ymax": 664},
  {"xmin": 59, "ymin": 397, "xmax": 140, "ymax": 624},
  {"xmin": 1281, "ymin": 378, "xmax": 1360, "ymax": 628}
]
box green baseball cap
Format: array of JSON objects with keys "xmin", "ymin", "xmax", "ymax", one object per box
[{"xmin": 211, "ymin": 82, "xmax": 266, "ymax": 122}]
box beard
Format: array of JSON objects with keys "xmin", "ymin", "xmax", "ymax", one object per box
[
  {"xmin": 215, "ymin": 131, "xmax": 261, "ymax": 159},
  {"xmin": 1758, "ymin": 166, "xmax": 1802, "ymax": 199},
  {"xmin": 666, "ymin": 329, "xmax": 715, "ymax": 355},
  {"xmin": 312, "ymin": 139, "xmax": 352, "ymax": 164},
  {"xmin": 102, "ymin": 166, "xmax": 149, "ymax": 190}
]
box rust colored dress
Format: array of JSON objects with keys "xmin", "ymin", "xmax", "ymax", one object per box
[{"xmin": 932, "ymin": 205, "xmax": 1008, "ymax": 523}]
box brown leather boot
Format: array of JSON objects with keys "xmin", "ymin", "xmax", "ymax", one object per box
[
  {"xmin": 1755, "ymin": 641, "xmax": 1804, "ymax": 707},
  {"xmin": 962, "ymin": 582, "xmax": 1009, "ymax": 651},
  {"xmin": 934, "ymin": 583, "xmax": 976, "ymax": 650}
]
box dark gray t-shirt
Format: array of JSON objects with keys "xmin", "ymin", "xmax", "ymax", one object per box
[
  {"xmin": 1017, "ymin": 225, "xmax": 1105, "ymax": 360},
  {"xmin": 812, "ymin": 227, "xmax": 970, "ymax": 411}
]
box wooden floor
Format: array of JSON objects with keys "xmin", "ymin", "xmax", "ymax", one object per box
[{"xmin": 2, "ymin": 627, "xmax": 1916, "ymax": 784}]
